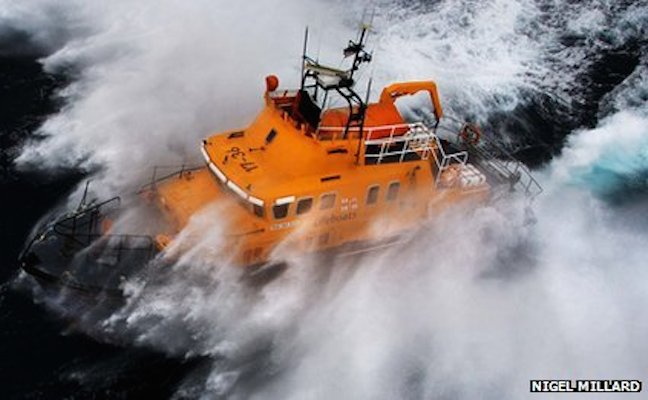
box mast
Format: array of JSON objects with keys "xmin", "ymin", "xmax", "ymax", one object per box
[
  {"xmin": 299, "ymin": 23, "xmax": 373, "ymax": 139},
  {"xmin": 344, "ymin": 24, "xmax": 372, "ymax": 83},
  {"xmin": 300, "ymin": 26, "xmax": 309, "ymax": 90},
  {"xmin": 356, "ymin": 77, "xmax": 372, "ymax": 164}
]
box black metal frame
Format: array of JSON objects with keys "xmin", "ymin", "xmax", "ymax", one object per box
[
  {"xmin": 137, "ymin": 164, "xmax": 204, "ymax": 194},
  {"xmin": 20, "ymin": 186, "xmax": 159, "ymax": 295},
  {"xmin": 299, "ymin": 25, "xmax": 373, "ymax": 144}
]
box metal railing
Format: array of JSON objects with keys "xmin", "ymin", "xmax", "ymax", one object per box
[
  {"xmin": 137, "ymin": 164, "xmax": 204, "ymax": 194},
  {"xmin": 437, "ymin": 121, "xmax": 543, "ymax": 200},
  {"xmin": 317, "ymin": 122, "xmax": 469, "ymax": 185},
  {"xmin": 317, "ymin": 118, "xmax": 542, "ymax": 200},
  {"xmin": 53, "ymin": 197, "xmax": 122, "ymax": 246},
  {"xmin": 363, "ymin": 123, "xmax": 435, "ymax": 164},
  {"xmin": 51, "ymin": 197, "xmax": 157, "ymax": 266},
  {"xmin": 317, "ymin": 122, "xmax": 434, "ymax": 161}
]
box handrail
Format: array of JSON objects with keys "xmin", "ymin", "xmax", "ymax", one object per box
[
  {"xmin": 53, "ymin": 196, "xmax": 122, "ymax": 246},
  {"xmin": 319, "ymin": 117, "xmax": 542, "ymax": 199},
  {"xmin": 52, "ymin": 199, "xmax": 155, "ymax": 256},
  {"xmin": 137, "ymin": 164, "xmax": 204, "ymax": 194},
  {"xmin": 54, "ymin": 197, "xmax": 121, "ymax": 228},
  {"xmin": 437, "ymin": 120, "xmax": 543, "ymax": 200},
  {"xmin": 317, "ymin": 122, "xmax": 415, "ymax": 140},
  {"xmin": 362, "ymin": 123, "xmax": 438, "ymax": 165}
]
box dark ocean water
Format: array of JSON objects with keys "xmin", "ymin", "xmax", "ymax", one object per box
[
  {"xmin": 1, "ymin": 1, "xmax": 647, "ymax": 398},
  {"xmin": 0, "ymin": 55, "xmax": 194, "ymax": 399}
]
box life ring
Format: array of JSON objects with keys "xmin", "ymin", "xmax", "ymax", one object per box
[{"xmin": 459, "ymin": 123, "xmax": 481, "ymax": 145}]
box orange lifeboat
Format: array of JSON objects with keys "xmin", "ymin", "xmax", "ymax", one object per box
[{"xmin": 19, "ymin": 24, "xmax": 542, "ymax": 295}]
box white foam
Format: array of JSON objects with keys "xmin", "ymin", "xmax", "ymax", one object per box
[
  {"xmin": 10, "ymin": 0, "xmax": 348, "ymax": 195},
  {"xmin": 3, "ymin": 0, "xmax": 648, "ymax": 398}
]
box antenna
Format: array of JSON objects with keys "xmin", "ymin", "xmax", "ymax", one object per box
[
  {"xmin": 368, "ymin": 7, "xmax": 376, "ymax": 30},
  {"xmin": 343, "ymin": 22, "xmax": 373, "ymax": 82},
  {"xmin": 359, "ymin": 6, "xmax": 376, "ymax": 34},
  {"xmin": 364, "ymin": 77, "xmax": 373, "ymax": 107},
  {"xmin": 298, "ymin": 21, "xmax": 376, "ymax": 138},
  {"xmin": 355, "ymin": 77, "xmax": 373, "ymax": 164},
  {"xmin": 78, "ymin": 180, "xmax": 92, "ymax": 210},
  {"xmin": 300, "ymin": 26, "xmax": 309, "ymax": 90}
]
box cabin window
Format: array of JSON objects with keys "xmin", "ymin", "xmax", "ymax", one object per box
[
  {"xmin": 320, "ymin": 193, "xmax": 336, "ymax": 210},
  {"xmin": 296, "ymin": 197, "xmax": 313, "ymax": 215},
  {"xmin": 366, "ymin": 185, "xmax": 380, "ymax": 205},
  {"xmin": 386, "ymin": 181, "xmax": 400, "ymax": 202},
  {"xmin": 273, "ymin": 203, "xmax": 290, "ymax": 219},
  {"xmin": 253, "ymin": 204, "xmax": 265, "ymax": 218}
]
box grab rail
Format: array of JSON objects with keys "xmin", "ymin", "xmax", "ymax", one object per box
[
  {"xmin": 137, "ymin": 164, "xmax": 204, "ymax": 194},
  {"xmin": 437, "ymin": 121, "xmax": 543, "ymax": 200}
]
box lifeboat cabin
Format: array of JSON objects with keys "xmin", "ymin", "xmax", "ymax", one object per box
[{"xmin": 150, "ymin": 28, "xmax": 490, "ymax": 268}]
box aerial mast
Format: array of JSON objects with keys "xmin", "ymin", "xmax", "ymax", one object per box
[
  {"xmin": 300, "ymin": 26, "xmax": 309, "ymax": 90},
  {"xmin": 344, "ymin": 23, "xmax": 373, "ymax": 84},
  {"xmin": 298, "ymin": 23, "xmax": 374, "ymax": 141}
]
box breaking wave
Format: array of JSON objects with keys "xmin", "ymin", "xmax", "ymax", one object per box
[{"xmin": 3, "ymin": 0, "xmax": 648, "ymax": 398}]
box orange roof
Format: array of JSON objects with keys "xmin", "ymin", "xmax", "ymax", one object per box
[
  {"xmin": 319, "ymin": 101, "xmax": 405, "ymax": 130},
  {"xmin": 203, "ymin": 104, "xmax": 358, "ymax": 203}
]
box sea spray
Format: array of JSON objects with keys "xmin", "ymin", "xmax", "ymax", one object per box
[{"xmin": 3, "ymin": 0, "xmax": 647, "ymax": 398}]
